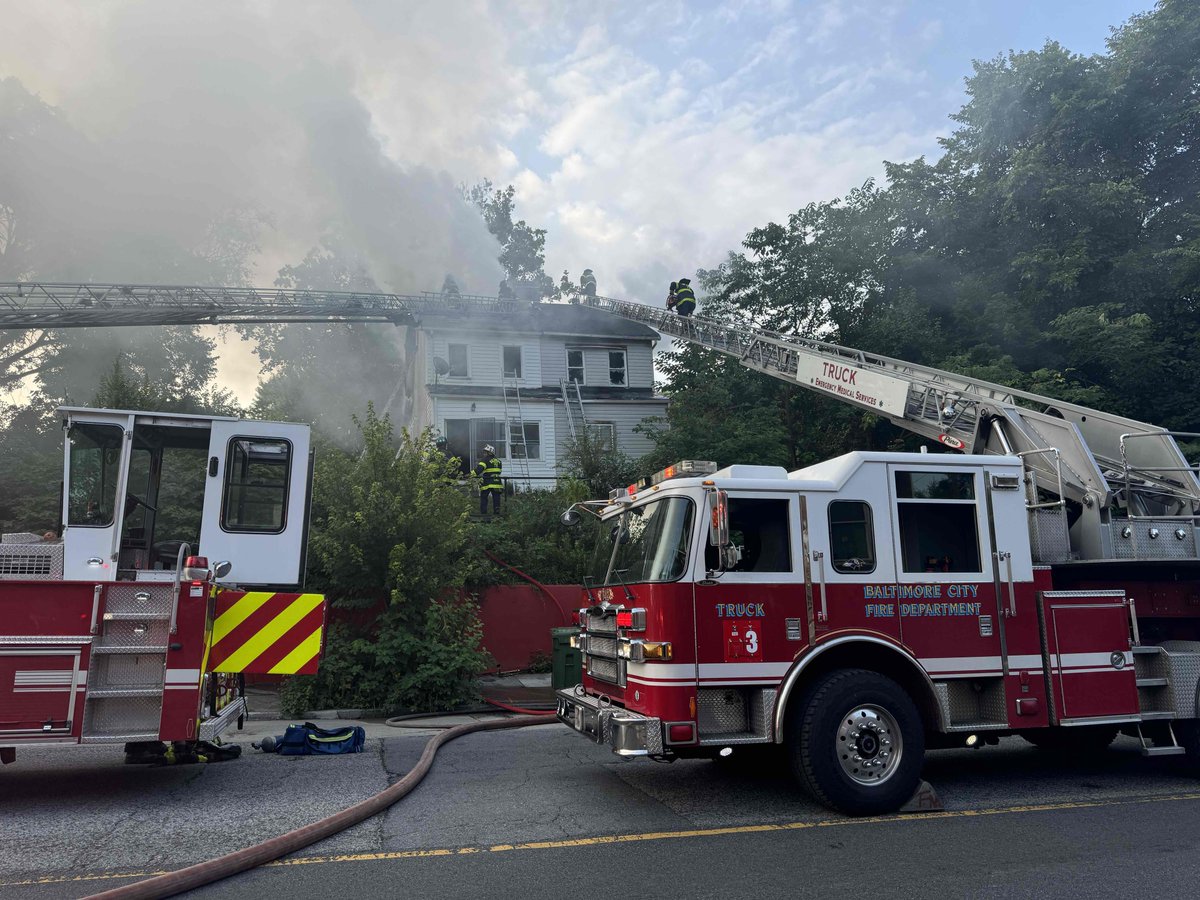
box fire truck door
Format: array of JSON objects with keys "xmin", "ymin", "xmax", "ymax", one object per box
[
  {"xmin": 886, "ymin": 466, "xmax": 1004, "ymax": 680},
  {"xmin": 62, "ymin": 412, "xmax": 135, "ymax": 581},
  {"xmin": 199, "ymin": 421, "xmax": 312, "ymax": 587}
]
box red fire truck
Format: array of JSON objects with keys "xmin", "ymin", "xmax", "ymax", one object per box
[
  {"xmin": 0, "ymin": 406, "xmax": 325, "ymax": 764},
  {"xmin": 558, "ymin": 296, "xmax": 1200, "ymax": 815}
]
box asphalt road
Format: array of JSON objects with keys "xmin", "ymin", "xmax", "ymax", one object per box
[{"xmin": 4, "ymin": 722, "xmax": 1200, "ymax": 899}]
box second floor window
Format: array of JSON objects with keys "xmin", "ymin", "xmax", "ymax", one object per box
[
  {"xmin": 567, "ymin": 349, "xmax": 585, "ymax": 383},
  {"xmin": 503, "ymin": 346, "xmax": 522, "ymax": 378},
  {"xmin": 448, "ymin": 344, "xmax": 469, "ymax": 377},
  {"xmin": 609, "ymin": 350, "xmax": 626, "ymax": 386}
]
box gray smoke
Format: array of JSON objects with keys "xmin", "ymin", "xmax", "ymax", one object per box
[{"xmin": 0, "ymin": 1, "xmax": 516, "ymax": 419}]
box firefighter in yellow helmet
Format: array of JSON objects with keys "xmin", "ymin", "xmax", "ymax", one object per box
[{"xmin": 475, "ymin": 444, "xmax": 503, "ymax": 514}]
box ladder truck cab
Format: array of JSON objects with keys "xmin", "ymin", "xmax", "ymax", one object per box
[
  {"xmin": 558, "ymin": 295, "xmax": 1200, "ymax": 816},
  {"xmin": 0, "ymin": 407, "xmax": 326, "ymax": 765}
]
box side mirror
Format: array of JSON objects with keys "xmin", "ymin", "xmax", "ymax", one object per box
[
  {"xmin": 708, "ymin": 489, "xmax": 739, "ymax": 571},
  {"xmin": 212, "ymin": 560, "xmax": 233, "ymax": 579},
  {"xmin": 560, "ymin": 508, "xmax": 582, "ymax": 527}
]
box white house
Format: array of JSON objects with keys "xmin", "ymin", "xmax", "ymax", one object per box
[{"xmin": 406, "ymin": 302, "xmax": 668, "ymax": 487}]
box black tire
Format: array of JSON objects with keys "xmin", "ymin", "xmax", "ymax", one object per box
[
  {"xmin": 786, "ymin": 668, "xmax": 925, "ymax": 816},
  {"xmin": 1021, "ymin": 726, "xmax": 1118, "ymax": 753}
]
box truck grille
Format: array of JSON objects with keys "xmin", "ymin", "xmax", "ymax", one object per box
[
  {"xmin": 586, "ymin": 636, "xmax": 618, "ymax": 659},
  {"xmin": 588, "ymin": 657, "xmax": 620, "ymax": 683}
]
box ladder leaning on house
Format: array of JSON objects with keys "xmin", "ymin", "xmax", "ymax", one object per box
[
  {"xmin": 560, "ymin": 378, "xmax": 588, "ymax": 439},
  {"xmin": 501, "ymin": 376, "xmax": 531, "ymax": 491}
]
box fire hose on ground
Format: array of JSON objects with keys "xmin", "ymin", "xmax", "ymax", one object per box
[{"xmin": 85, "ymin": 712, "xmax": 554, "ymax": 900}]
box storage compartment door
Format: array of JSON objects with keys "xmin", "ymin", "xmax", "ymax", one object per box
[
  {"xmin": 0, "ymin": 649, "xmax": 82, "ymax": 736},
  {"xmin": 1048, "ymin": 595, "xmax": 1137, "ymax": 721},
  {"xmin": 199, "ymin": 422, "xmax": 311, "ymax": 587}
]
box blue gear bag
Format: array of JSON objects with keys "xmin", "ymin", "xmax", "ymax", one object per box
[{"xmin": 273, "ymin": 721, "xmax": 366, "ymax": 756}]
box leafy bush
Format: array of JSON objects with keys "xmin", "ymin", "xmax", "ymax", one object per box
[{"xmin": 283, "ymin": 406, "xmax": 492, "ymax": 714}]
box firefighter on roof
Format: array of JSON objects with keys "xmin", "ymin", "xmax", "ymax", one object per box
[
  {"xmin": 580, "ymin": 269, "xmax": 597, "ymax": 298},
  {"xmin": 442, "ymin": 274, "xmax": 461, "ymax": 297},
  {"xmin": 475, "ymin": 444, "xmax": 503, "ymax": 514},
  {"xmin": 668, "ymin": 277, "xmax": 696, "ymax": 317},
  {"xmin": 498, "ymin": 278, "xmax": 515, "ymax": 300}
]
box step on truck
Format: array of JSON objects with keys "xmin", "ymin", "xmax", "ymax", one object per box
[
  {"xmin": 0, "ymin": 407, "xmax": 326, "ymax": 764},
  {"xmin": 555, "ymin": 295, "xmax": 1200, "ymax": 815}
]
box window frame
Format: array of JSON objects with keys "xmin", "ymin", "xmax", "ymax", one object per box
[
  {"xmin": 509, "ymin": 421, "xmax": 541, "ymax": 460},
  {"xmin": 566, "ymin": 348, "xmax": 585, "ymax": 384},
  {"xmin": 703, "ymin": 492, "xmax": 797, "ymax": 581},
  {"xmin": 608, "ymin": 349, "xmax": 627, "ymax": 387},
  {"xmin": 447, "ymin": 343, "xmax": 469, "ymax": 378},
  {"xmin": 219, "ymin": 436, "xmax": 293, "ymax": 535},
  {"xmin": 502, "ymin": 345, "xmax": 523, "ymax": 379},
  {"xmin": 891, "ymin": 468, "xmax": 986, "ymax": 576},
  {"xmin": 66, "ymin": 422, "xmax": 125, "ymax": 528},
  {"xmin": 827, "ymin": 499, "xmax": 877, "ymax": 575}
]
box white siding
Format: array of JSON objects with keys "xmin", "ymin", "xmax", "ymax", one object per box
[
  {"xmin": 425, "ymin": 329, "xmax": 541, "ymax": 388},
  {"xmin": 433, "ymin": 397, "xmax": 558, "ymax": 482},
  {"xmin": 584, "ymin": 401, "xmax": 666, "ymax": 459}
]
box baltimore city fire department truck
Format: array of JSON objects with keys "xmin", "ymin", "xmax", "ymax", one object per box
[
  {"xmin": 0, "ymin": 406, "xmax": 325, "ymax": 765},
  {"xmin": 557, "ymin": 294, "xmax": 1200, "ymax": 815}
]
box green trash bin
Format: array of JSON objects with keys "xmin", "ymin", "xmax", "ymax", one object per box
[{"xmin": 551, "ymin": 626, "xmax": 582, "ymax": 690}]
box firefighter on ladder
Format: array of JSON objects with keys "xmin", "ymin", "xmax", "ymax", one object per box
[
  {"xmin": 667, "ymin": 278, "xmax": 696, "ymax": 317},
  {"xmin": 475, "ymin": 444, "xmax": 503, "ymax": 514}
]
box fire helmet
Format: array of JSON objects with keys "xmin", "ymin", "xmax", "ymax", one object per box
[{"xmin": 484, "ymin": 444, "xmax": 495, "ymax": 454}]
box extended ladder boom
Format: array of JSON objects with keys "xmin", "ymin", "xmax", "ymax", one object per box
[{"xmin": 581, "ymin": 294, "xmax": 1200, "ymax": 517}]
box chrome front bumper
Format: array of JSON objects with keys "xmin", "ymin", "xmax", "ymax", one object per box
[
  {"xmin": 198, "ymin": 696, "xmax": 246, "ymax": 742},
  {"xmin": 556, "ymin": 687, "xmax": 663, "ymax": 757}
]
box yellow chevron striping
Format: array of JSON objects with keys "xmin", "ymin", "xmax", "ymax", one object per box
[
  {"xmin": 212, "ymin": 593, "xmax": 324, "ymax": 671},
  {"xmin": 267, "ymin": 627, "xmax": 323, "ymax": 675},
  {"xmin": 211, "ymin": 591, "xmax": 275, "ymax": 645}
]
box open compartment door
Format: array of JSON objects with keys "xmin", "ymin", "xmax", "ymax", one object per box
[{"xmin": 199, "ymin": 420, "xmax": 312, "ymax": 588}]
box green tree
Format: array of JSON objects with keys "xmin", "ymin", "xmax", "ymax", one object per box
[
  {"xmin": 285, "ymin": 406, "xmax": 491, "ymax": 713},
  {"xmin": 466, "ymin": 180, "xmax": 555, "ymax": 297}
]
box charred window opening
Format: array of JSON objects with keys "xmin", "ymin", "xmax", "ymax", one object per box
[
  {"xmin": 448, "ymin": 343, "xmax": 469, "ymax": 377},
  {"xmin": 567, "ymin": 349, "xmax": 585, "ymax": 384},
  {"xmin": 502, "ymin": 345, "xmax": 522, "ymax": 379},
  {"xmin": 608, "ymin": 350, "xmax": 626, "ymax": 386}
]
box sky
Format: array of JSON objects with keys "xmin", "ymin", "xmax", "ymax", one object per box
[{"xmin": 0, "ymin": 0, "xmax": 1156, "ymax": 401}]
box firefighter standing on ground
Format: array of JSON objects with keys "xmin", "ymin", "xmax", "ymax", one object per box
[
  {"xmin": 475, "ymin": 444, "xmax": 503, "ymax": 514},
  {"xmin": 667, "ymin": 278, "xmax": 696, "ymax": 317}
]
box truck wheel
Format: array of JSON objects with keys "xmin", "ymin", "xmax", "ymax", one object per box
[
  {"xmin": 1021, "ymin": 726, "xmax": 1118, "ymax": 753},
  {"xmin": 787, "ymin": 668, "xmax": 925, "ymax": 816}
]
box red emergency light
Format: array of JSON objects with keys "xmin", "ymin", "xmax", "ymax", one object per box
[{"xmin": 616, "ymin": 611, "xmax": 633, "ymax": 627}]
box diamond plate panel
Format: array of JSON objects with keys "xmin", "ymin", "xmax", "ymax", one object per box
[
  {"xmin": 83, "ymin": 695, "xmax": 162, "ymax": 736},
  {"xmin": 750, "ymin": 689, "xmax": 776, "ymax": 739},
  {"xmin": 104, "ymin": 584, "xmax": 174, "ymax": 618},
  {"xmin": 0, "ymin": 541, "xmax": 64, "ymax": 580},
  {"xmin": 936, "ymin": 678, "xmax": 1007, "ymax": 729},
  {"xmin": 97, "ymin": 618, "xmax": 169, "ymax": 650},
  {"xmin": 1108, "ymin": 521, "xmax": 1199, "ymax": 560},
  {"xmin": 90, "ymin": 653, "xmax": 164, "ymax": 689},
  {"xmin": 1028, "ymin": 508, "xmax": 1071, "ymax": 563},
  {"xmin": 1160, "ymin": 642, "xmax": 1200, "ymax": 717},
  {"xmin": 698, "ymin": 688, "xmax": 747, "ymax": 734}
]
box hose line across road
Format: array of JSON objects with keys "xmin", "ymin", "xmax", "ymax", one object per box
[{"xmin": 84, "ymin": 714, "xmax": 552, "ymax": 900}]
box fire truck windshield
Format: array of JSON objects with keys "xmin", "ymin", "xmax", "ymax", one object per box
[{"xmin": 590, "ymin": 497, "xmax": 695, "ymax": 586}]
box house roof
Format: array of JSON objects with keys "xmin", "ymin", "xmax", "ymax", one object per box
[{"xmin": 415, "ymin": 301, "xmax": 659, "ymax": 342}]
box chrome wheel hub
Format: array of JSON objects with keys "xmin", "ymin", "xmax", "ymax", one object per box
[{"xmin": 836, "ymin": 705, "xmax": 903, "ymax": 786}]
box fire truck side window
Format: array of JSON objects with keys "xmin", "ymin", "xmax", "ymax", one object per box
[
  {"xmin": 707, "ymin": 497, "xmax": 792, "ymax": 573},
  {"xmin": 828, "ymin": 500, "xmax": 876, "ymax": 573},
  {"xmin": 67, "ymin": 423, "xmax": 124, "ymax": 527},
  {"xmin": 894, "ymin": 470, "xmax": 982, "ymax": 573},
  {"xmin": 221, "ymin": 438, "xmax": 291, "ymax": 533}
]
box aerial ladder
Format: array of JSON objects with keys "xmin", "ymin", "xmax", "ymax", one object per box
[
  {"xmin": 579, "ymin": 294, "xmax": 1200, "ymax": 565},
  {"xmin": 5, "ymin": 281, "xmax": 1199, "ymax": 564}
]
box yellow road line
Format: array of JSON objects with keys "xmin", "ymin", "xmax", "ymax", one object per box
[{"xmin": 12, "ymin": 791, "xmax": 1199, "ymax": 888}]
